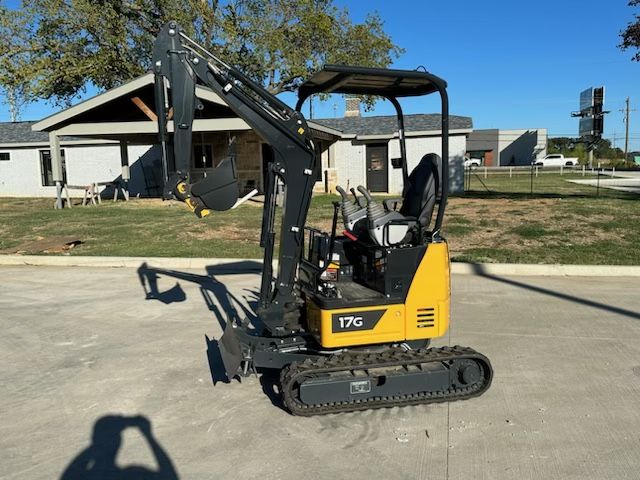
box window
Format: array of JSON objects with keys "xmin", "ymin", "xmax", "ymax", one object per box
[
  {"xmin": 192, "ymin": 144, "xmax": 214, "ymax": 169},
  {"xmin": 40, "ymin": 149, "xmax": 66, "ymax": 186},
  {"xmin": 0, "ymin": 152, "xmax": 10, "ymax": 161},
  {"xmin": 314, "ymin": 141, "xmax": 324, "ymax": 182}
]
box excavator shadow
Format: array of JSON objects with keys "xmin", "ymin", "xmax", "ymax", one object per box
[
  {"xmin": 137, "ymin": 261, "xmax": 263, "ymax": 385},
  {"xmin": 469, "ymin": 264, "xmax": 640, "ymax": 321}
]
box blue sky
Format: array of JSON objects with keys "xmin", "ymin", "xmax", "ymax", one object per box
[{"xmin": 3, "ymin": 0, "xmax": 640, "ymax": 149}]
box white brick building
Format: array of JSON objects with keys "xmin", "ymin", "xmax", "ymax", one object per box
[
  {"xmin": 0, "ymin": 126, "xmax": 160, "ymax": 198},
  {"xmin": 0, "ymin": 75, "xmax": 471, "ymax": 201}
]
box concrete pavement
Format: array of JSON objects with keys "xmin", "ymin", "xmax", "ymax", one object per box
[
  {"xmin": 567, "ymin": 171, "xmax": 640, "ymax": 194},
  {"xmin": 1, "ymin": 264, "xmax": 640, "ymax": 479},
  {"xmin": 3, "ymin": 254, "xmax": 640, "ymax": 277}
]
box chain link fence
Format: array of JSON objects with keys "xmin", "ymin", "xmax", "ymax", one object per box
[{"xmin": 462, "ymin": 165, "xmax": 640, "ymax": 199}]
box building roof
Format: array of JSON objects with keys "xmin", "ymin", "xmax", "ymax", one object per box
[
  {"xmin": 32, "ymin": 74, "xmax": 231, "ymax": 133},
  {"xmin": 312, "ymin": 113, "xmax": 472, "ymax": 137},
  {"xmin": 0, "ymin": 121, "xmax": 103, "ymax": 147},
  {"xmin": 0, "ymin": 121, "xmax": 49, "ymax": 144}
]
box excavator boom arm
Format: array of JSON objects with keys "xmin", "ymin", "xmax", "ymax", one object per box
[{"xmin": 153, "ymin": 22, "xmax": 317, "ymax": 335}]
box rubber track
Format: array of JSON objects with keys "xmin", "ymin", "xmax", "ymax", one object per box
[{"xmin": 280, "ymin": 345, "xmax": 493, "ymax": 416}]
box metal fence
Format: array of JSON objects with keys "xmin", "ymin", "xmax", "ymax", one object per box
[{"xmin": 462, "ymin": 165, "xmax": 640, "ymax": 199}]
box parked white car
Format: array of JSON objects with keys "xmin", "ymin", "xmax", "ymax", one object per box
[
  {"xmin": 464, "ymin": 158, "xmax": 482, "ymax": 168},
  {"xmin": 533, "ymin": 154, "xmax": 579, "ymax": 167}
]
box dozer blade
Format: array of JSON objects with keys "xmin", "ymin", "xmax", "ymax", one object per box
[{"xmin": 218, "ymin": 321, "xmax": 244, "ymax": 381}]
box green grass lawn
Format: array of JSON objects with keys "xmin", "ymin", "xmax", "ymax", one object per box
[
  {"xmin": 451, "ymin": 171, "xmax": 639, "ymax": 264},
  {"xmin": 1, "ymin": 174, "xmax": 639, "ymax": 265},
  {"xmin": 0, "ymin": 196, "xmax": 336, "ymax": 258},
  {"xmin": 465, "ymin": 170, "xmax": 636, "ymax": 198}
]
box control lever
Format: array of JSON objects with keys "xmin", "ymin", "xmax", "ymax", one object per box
[
  {"xmin": 357, "ymin": 185, "xmax": 409, "ymax": 246},
  {"xmin": 356, "ymin": 185, "xmax": 386, "ymax": 224},
  {"xmin": 336, "ymin": 185, "xmax": 366, "ymax": 232},
  {"xmin": 350, "ymin": 187, "xmax": 365, "ymax": 208}
]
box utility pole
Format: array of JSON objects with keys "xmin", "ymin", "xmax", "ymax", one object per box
[
  {"xmin": 622, "ymin": 97, "xmax": 632, "ymax": 160},
  {"xmin": 620, "ymin": 97, "xmax": 635, "ymax": 161}
]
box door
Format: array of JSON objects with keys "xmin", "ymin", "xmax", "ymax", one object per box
[
  {"xmin": 366, "ymin": 144, "xmax": 388, "ymax": 192},
  {"xmin": 484, "ymin": 150, "xmax": 494, "ymax": 167}
]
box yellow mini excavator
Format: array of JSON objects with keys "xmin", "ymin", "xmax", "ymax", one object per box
[{"xmin": 152, "ymin": 22, "xmax": 492, "ymax": 415}]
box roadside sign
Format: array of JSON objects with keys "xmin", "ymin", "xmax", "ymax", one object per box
[
  {"xmin": 579, "ymin": 117, "xmax": 594, "ymax": 137},
  {"xmin": 576, "ymin": 86, "xmax": 605, "ymax": 141},
  {"xmin": 580, "ymin": 88, "xmax": 593, "ymax": 114}
]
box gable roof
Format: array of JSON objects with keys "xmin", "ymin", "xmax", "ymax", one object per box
[
  {"xmin": 312, "ymin": 113, "xmax": 472, "ymax": 137},
  {"xmin": 32, "ymin": 73, "xmax": 230, "ymax": 133}
]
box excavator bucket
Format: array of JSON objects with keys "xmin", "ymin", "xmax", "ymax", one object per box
[
  {"xmin": 190, "ymin": 157, "xmax": 239, "ymax": 211},
  {"xmin": 217, "ymin": 321, "xmax": 244, "ymax": 381}
]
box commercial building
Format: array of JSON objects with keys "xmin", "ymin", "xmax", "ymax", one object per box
[{"xmin": 466, "ymin": 128, "xmax": 547, "ymax": 166}]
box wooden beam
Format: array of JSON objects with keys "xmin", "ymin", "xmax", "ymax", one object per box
[{"xmin": 131, "ymin": 96, "xmax": 158, "ymax": 122}]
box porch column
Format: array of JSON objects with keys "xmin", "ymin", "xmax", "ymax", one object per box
[
  {"xmin": 49, "ymin": 131, "xmax": 64, "ymax": 209},
  {"xmin": 119, "ymin": 140, "xmax": 130, "ymax": 199}
]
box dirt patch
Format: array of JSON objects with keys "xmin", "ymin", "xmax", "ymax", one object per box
[
  {"xmin": 183, "ymin": 225, "xmax": 260, "ymax": 242},
  {"xmin": 444, "ymin": 197, "xmax": 612, "ymax": 257},
  {"xmin": 1, "ymin": 236, "xmax": 82, "ymax": 254}
]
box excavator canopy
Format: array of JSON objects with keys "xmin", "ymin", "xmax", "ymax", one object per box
[{"xmin": 297, "ymin": 64, "xmax": 447, "ymax": 100}]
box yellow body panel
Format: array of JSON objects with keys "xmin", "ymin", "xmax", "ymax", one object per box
[
  {"xmin": 404, "ymin": 242, "xmax": 450, "ymax": 340},
  {"xmin": 307, "ymin": 302, "xmax": 405, "ymax": 348},
  {"xmin": 308, "ymin": 242, "xmax": 450, "ymax": 348}
]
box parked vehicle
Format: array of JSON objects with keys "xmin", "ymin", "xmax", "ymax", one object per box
[
  {"xmin": 464, "ymin": 157, "xmax": 482, "ymax": 168},
  {"xmin": 533, "ymin": 154, "xmax": 579, "ymax": 167}
]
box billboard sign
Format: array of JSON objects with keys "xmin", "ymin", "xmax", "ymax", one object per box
[
  {"xmin": 579, "ymin": 116, "xmax": 604, "ymax": 139},
  {"xmin": 592, "ymin": 87, "xmax": 604, "ymax": 114},
  {"xmin": 577, "ymin": 86, "xmax": 605, "ymax": 140},
  {"xmin": 579, "ymin": 117, "xmax": 595, "ymax": 137},
  {"xmin": 580, "ymin": 88, "xmax": 593, "ymax": 114}
]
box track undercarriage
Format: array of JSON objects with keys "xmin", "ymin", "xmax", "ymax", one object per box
[
  {"xmin": 219, "ymin": 324, "xmax": 493, "ymax": 416},
  {"xmin": 281, "ymin": 345, "xmax": 492, "ymax": 416}
]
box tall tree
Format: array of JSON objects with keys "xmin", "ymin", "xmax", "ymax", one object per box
[
  {"xmin": 0, "ymin": 4, "xmax": 35, "ymax": 120},
  {"xmin": 6, "ymin": 0, "xmax": 401, "ymax": 106},
  {"xmin": 215, "ymin": 0, "xmax": 402, "ymax": 93},
  {"xmin": 17, "ymin": 0, "xmax": 217, "ymax": 105},
  {"xmin": 620, "ymin": 0, "xmax": 640, "ymax": 61}
]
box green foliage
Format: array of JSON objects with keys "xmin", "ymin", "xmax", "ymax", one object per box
[
  {"xmin": 547, "ymin": 137, "xmax": 586, "ymax": 162},
  {"xmin": 0, "ymin": 0, "xmax": 402, "ymax": 108},
  {"xmin": 548, "ymin": 137, "xmax": 624, "ymax": 162},
  {"xmin": 7, "ymin": 0, "xmax": 217, "ymax": 105},
  {"xmin": 0, "ymin": 3, "xmax": 35, "ymax": 119},
  {"xmin": 216, "ymin": 0, "xmax": 402, "ymax": 94},
  {"xmin": 620, "ymin": 0, "xmax": 640, "ymax": 61}
]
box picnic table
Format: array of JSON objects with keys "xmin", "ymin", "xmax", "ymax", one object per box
[
  {"xmin": 61, "ymin": 184, "xmax": 98, "ymax": 207},
  {"xmin": 60, "ymin": 180, "xmax": 129, "ymax": 208},
  {"xmin": 94, "ymin": 180, "xmax": 130, "ymax": 203}
]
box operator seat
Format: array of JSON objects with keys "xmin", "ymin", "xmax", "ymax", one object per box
[
  {"xmin": 358, "ymin": 153, "xmax": 440, "ymax": 246},
  {"xmin": 399, "ymin": 153, "xmax": 440, "ymax": 232}
]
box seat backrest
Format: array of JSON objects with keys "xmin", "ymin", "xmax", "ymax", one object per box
[{"xmin": 399, "ymin": 153, "xmax": 440, "ymax": 229}]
